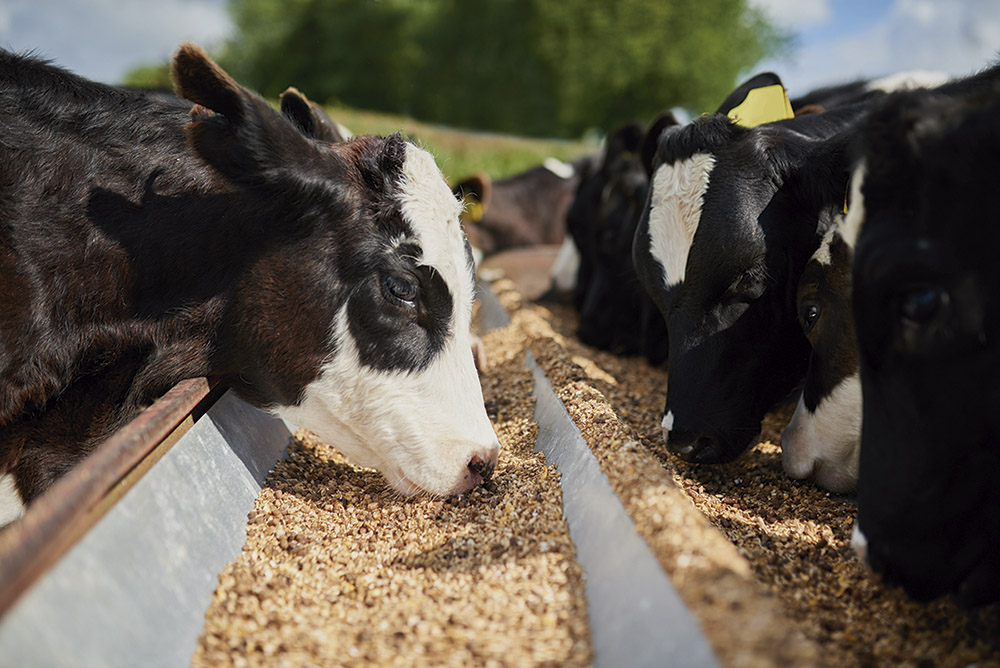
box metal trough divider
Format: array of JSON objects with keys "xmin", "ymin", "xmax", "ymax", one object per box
[{"xmin": 0, "ymin": 382, "xmax": 292, "ymax": 668}]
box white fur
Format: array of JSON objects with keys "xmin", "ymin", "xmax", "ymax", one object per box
[
  {"xmin": 646, "ymin": 154, "xmax": 715, "ymax": 289},
  {"xmin": 850, "ymin": 523, "xmax": 869, "ymax": 566},
  {"xmin": 549, "ymin": 236, "xmax": 580, "ymax": 292},
  {"xmin": 0, "ymin": 473, "xmax": 25, "ymax": 527},
  {"xmin": 865, "ymin": 70, "xmax": 949, "ymax": 94},
  {"xmin": 276, "ymin": 144, "xmax": 499, "ymax": 496},
  {"xmin": 661, "ymin": 410, "xmax": 675, "ymax": 438},
  {"xmin": 841, "ymin": 161, "xmax": 867, "ymax": 250},
  {"xmin": 811, "ymin": 225, "xmax": 839, "ymax": 266},
  {"xmin": 543, "ymin": 157, "xmax": 576, "ymax": 180},
  {"xmin": 781, "ymin": 373, "xmax": 862, "ymax": 493}
]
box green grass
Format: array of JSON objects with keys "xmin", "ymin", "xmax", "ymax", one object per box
[{"xmin": 320, "ymin": 104, "xmax": 600, "ymax": 184}]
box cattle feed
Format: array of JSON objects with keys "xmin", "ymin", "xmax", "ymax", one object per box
[{"xmin": 646, "ymin": 154, "xmax": 715, "ymax": 289}]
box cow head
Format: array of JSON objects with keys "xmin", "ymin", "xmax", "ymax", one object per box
[
  {"xmin": 171, "ymin": 43, "xmax": 499, "ymax": 497},
  {"xmin": 633, "ymin": 73, "xmax": 866, "ymax": 464},
  {"xmin": 850, "ymin": 87, "xmax": 1000, "ymax": 605},
  {"xmin": 781, "ymin": 225, "xmax": 860, "ymax": 493},
  {"xmin": 570, "ymin": 120, "xmax": 670, "ymax": 363}
]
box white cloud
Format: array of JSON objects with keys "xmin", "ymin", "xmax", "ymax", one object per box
[
  {"xmin": 0, "ymin": 0, "xmax": 232, "ymax": 83},
  {"xmin": 755, "ymin": 0, "xmax": 1000, "ymax": 95},
  {"xmin": 749, "ymin": 0, "xmax": 832, "ymax": 31}
]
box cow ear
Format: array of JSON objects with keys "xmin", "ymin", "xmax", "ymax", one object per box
[
  {"xmin": 453, "ymin": 173, "xmax": 491, "ymax": 223},
  {"xmin": 717, "ymin": 72, "xmax": 794, "ymax": 127},
  {"xmin": 641, "ymin": 112, "xmax": 680, "ymax": 175},
  {"xmin": 172, "ymin": 43, "xmax": 315, "ymax": 185},
  {"xmin": 280, "ymin": 87, "xmax": 350, "ymax": 143},
  {"xmin": 604, "ymin": 122, "xmax": 645, "ymax": 173},
  {"xmin": 280, "ymin": 87, "xmax": 319, "ymax": 138}
]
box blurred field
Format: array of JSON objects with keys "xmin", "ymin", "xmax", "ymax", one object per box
[{"xmin": 320, "ymin": 104, "xmax": 600, "ymax": 184}]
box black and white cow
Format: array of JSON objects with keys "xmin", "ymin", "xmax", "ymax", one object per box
[
  {"xmin": 780, "ymin": 226, "xmax": 860, "ymax": 493},
  {"xmin": 633, "ymin": 72, "xmax": 875, "ymax": 464},
  {"xmin": 848, "ymin": 77, "xmax": 1000, "ymax": 606},
  {"xmin": 568, "ymin": 117, "xmax": 674, "ymax": 364},
  {"xmin": 0, "ymin": 44, "xmax": 499, "ymax": 524},
  {"xmin": 781, "ymin": 67, "xmax": 998, "ymax": 495}
]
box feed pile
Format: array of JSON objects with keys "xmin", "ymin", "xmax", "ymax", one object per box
[
  {"xmin": 191, "ymin": 317, "xmax": 593, "ymax": 668},
  {"xmin": 490, "ymin": 278, "xmax": 999, "ymax": 668}
]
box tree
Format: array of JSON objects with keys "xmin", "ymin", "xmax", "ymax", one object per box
[{"xmin": 217, "ymin": 0, "xmax": 787, "ymax": 137}]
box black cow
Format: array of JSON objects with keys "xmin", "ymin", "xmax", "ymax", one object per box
[
  {"xmin": 849, "ymin": 78, "xmax": 1000, "ymax": 606},
  {"xmin": 781, "ymin": 66, "xmax": 998, "ymax": 495},
  {"xmin": 568, "ymin": 117, "xmax": 674, "ymax": 364},
  {"xmin": 633, "ymin": 72, "xmax": 875, "ymax": 464},
  {"xmin": 279, "ymin": 86, "xmax": 352, "ymax": 144},
  {"xmin": 0, "ymin": 44, "xmax": 499, "ymax": 524}
]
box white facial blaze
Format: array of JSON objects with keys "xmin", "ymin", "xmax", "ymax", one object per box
[
  {"xmin": 811, "ymin": 225, "xmax": 839, "ymax": 266},
  {"xmin": 841, "ymin": 161, "xmax": 867, "ymax": 251},
  {"xmin": 647, "ymin": 154, "xmax": 715, "ymax": 289},
  {"xmin": 0, "ymin": 473, "xmax": 25, "ymax": 527},
  {"xmin": 276, "ymin": 144, "xmax": 499, "ymax": 497},
  {"xmin": 549, "ymin": 236, "xmax": 580, "ymax": 292},
  {"xmin": 781, "ymin": 373, "xmax": 862, "ymax": 494}
]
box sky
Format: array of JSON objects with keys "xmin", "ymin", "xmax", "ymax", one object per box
[{"xmin": 0, "ymin": 0, "xmax": 998, "ymax": 99}]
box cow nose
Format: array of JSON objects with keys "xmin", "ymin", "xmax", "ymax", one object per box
[
  {"xmin": 468, "ymin": 452, "xmax": 497, "ymax": 485},
  {"xmin": 667, "ymin": 427, "xmax": 726, "ymax": 464}
]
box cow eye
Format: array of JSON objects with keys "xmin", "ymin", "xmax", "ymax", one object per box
[
  {"xmin": 801, "ymin": 303, "xmax": 820, "ymax": 332},
  {"xmin": 899, "ymin": 285, "xmax": 946, "ymax": 325},
  {"xmin": 382, "ymin": 274, "xmax": 418, "ymax": 305}
]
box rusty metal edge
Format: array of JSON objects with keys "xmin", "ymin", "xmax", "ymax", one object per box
[{"xmin": 0, "ymin": 377, "xmax": 218, "ymax": 617}]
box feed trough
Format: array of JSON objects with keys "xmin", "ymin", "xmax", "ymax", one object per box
[{"xmin": 0, "ymin": 248, "xmax": 996, "ymax": 667}]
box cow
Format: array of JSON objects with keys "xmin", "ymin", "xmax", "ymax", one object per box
[
  {"xmin": 568, "ymin": 117, "xmax": 674, "ymax": 364},
  {"xmin": 632, "ymin": 71, "xmax": 876, "ymax": 464},
  {"xmin": 0, "ymin": 43, "xmax": 500, "ymax": 526},
  {"xmin": 780, "ymin": 226, "xmax": 860, "ymax": 493},
  {"xmin": 848, "ymin": 78, "xmax": 1000, "ymax": 606},
  {"xmin": 780, "ymin": 67, "xmax": 996, "ymax": 495},
  {"xmin": 452, "ymin": 154, "xmax": 594, "ymax": 263}
]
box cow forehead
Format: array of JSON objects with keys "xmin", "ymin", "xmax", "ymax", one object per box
[
  {"xmin": 646, "ymin": 153, "xmax": 716, "ymax": 289},
  {"xmin": 398, "ymin": 144, "xmax": 473, "ymax": 305}
]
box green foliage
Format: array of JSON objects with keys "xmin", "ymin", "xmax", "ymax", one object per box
[
  {"xmin": 321, "ymin": 104, "xmax": 599, "ymax": 183},
  {"xmin": 221, "ymin": 0, "xmax": 789, "ymax": 137},
  {"xmin": 121, "ymin": 63, "xmax": 173, "ymax": 90}
]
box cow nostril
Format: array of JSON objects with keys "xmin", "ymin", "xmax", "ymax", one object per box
[
  {"xmin": 668, "ymin": 432, "xmax": 726, "ymax": 464},
  {"xmin": 468, "ymin": 454, "xmax": 496, "ymax": 484}
]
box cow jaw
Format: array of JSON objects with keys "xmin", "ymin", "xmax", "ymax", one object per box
[{"xmin": 781, "ymin": 373, "xmax": 861, "ymax": 493}]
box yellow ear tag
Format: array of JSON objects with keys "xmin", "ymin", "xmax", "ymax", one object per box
[
  {"xmin": 727, "ymin": 84, "xmax": 794, "ymax": 128},
  {"xmin": 463, "ymin": 199, "xmax": 484, "ymax": 224}
]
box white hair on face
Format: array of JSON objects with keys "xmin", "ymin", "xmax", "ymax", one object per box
[
  {"xmin": 275, "ymin": 144, "xmax": 500, "ymax": 496},
  {"xmin": 841, "ymin": 161, "xmax": 867, "ymax": 250},
  {"xmin": 543, "ymin": 157, "xmax": 576, "ymax": 180},
  {"xmin": 850, "ymin": 523, "xmax": 869, "ymax": 566},
  {"xmin": 811, "ymin": 225, "xmax": 840, "ymax": 266},
  {"xmin": 0, "ymin": 473, "xmax": 24, "ymax": 527},
  {"xmin": 549, "ymin": 236, "xmax": 580, "ymax": 292},
  {"xmin": 646, "ymin": 154, "xmax": 715, "ymax": 289},
  {"xmin": 781, "ymin": 373, "xmax": 862, "ymax": 494}
]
